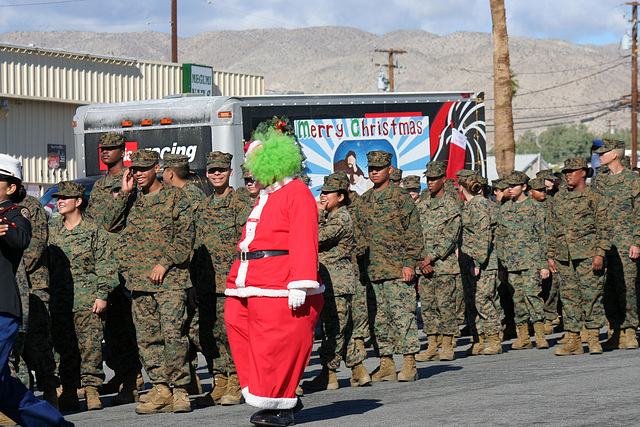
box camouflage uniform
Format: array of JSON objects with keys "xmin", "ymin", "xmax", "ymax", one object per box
[
  {"xmin": 49, "ymin": 181, "xmax": 118, "ymax": 388},
  {"xmin": 389, "ymin": 168, "xmax": 403, "ymax": 184},
  {"xmin": 316, "ymin": 174, "xmax": 364, "ymax": 370},
  {"xmin": 194, "ymin": 152, "xmax": 250, "ymax": 376},
  {"xmin": 495, "ymin": 173, "xmax": 547, "ymax": 325},
  {"xmin": 592, "ymin": 140, "xmax": 640, "ymax": 332},
  {"xmin": 105, "ymin": 150, "xmax": 194, "ymax": 388},
  {"xmin": 547, "ymin": 160, "xmax": 609, "ymax": 333},
  {"xmin": 354, "ymin": 152, "xmax": 423, "ymax": 357}
]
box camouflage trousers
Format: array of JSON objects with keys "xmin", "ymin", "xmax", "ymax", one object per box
[
  {"xmin": 318, "ymin": 293, "xmax": 366, "ymax": 370},
  {"xmin": 603, "ymin": 245, "xmax": 639, "ymax": 329},
  {"xmin": 463, "ymin": 269, "xmax": 502, "ymax": 336},
  {"xmin": 454, "ymin": 273, "xmax": 465, "ymax": 326},
  {"xmin": 555, "ymin": 258, "xmax": 606, "ymax": 332},
  {"xmin": 369, "ymin": 279, "xmax": 420, "ymax": 356},
  {"xmin": 542, "ymin": 274, "xmax": 562, "ymax": 321},
  {"xmin": 20, "ymin": 292, "xmax": 58, "ymax": 391},
  {"xmin": 419, "ymin": 273, "xmax": 458, "ymax": 336},
  {"xmin": 507, "ymin": 269, "xmax": 544, "ymax": 324},
  {"xmin": 132, "ymin": 290, "xmax": 190, "ymax": 387},
  {"xmin": 104, "ymin": 282, "xmax": 141, "ymax": 378},
  {"xmin": 51, "ymin": 311, "xmax": 105, "ymax": 388},
  {"xmin": 351, "ymin": 276, "xmax": 371, "ymax": 342}
]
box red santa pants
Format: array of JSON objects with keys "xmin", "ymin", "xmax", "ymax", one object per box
[{"xmin": 225, "ymin": 294, "xmax": 323, "ymax": 409}]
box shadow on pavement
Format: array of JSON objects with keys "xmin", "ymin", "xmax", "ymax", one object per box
[
  {"xmin": 416, "ymin": 364, "xmax": 462, "ymax": 379},
  {"xmin": 296, "ymin": 399, "xmax": 382, "ymax": 423}
]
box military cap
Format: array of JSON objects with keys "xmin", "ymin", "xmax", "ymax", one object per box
[
  {"xmin": 492, "ymin": 178, "xmax": 508, "ymax": 190},
  {"xmin": 424, "ymin": 161, "xmax": 447, "ymax": 178},
  {"xmin": 366, "ymin": 150, "xmax": 393, "ymax": 167},
  {"xmin": 403, "ymin": 175, "xmax": 421, "ymax": 190},
  {"xmin": 163, "ymin": 153, "xmax": 189, "ymax": 169},
  {"xmin": 130, "ymin": 149, "xmax": 159, "ymax": 168},
  {"xmin": 52, "ymin": 180, "xmax": 86, "ymax": 198},
  {"xmin": 528, "ymin": 177, "xmax": 546, "ymax": 191},
  {"xmin": 206, "ymin": 151, "xmax": 233, "ymax": 169},
  {"xmin": 536, "ymin": 169, "xmax": 556, "ymax": 181},
  {"xmin": 595, "ymin": 138, "xmax": 625, "ymax": 154},
  {"xmin": 319, "ymin": 172, "xmax": 349, "ymax": 192},
  {"xmin": 561, "ymin": 158, "xmax": 589, "ymax": 172},
  {"xmin": 455, "ymin": 169, "xmax": 477, "ymax": 184},
  {"xmin": 99, "ymin": 133, "xmax": 126, "ymax": 149},
  {"xmin": 240, "ymin": 164, "xmax": 252, "ymax": 179},
  {"xmin": 389, "ymin": 168, "xmax": 403, "ymax": 182},
  {"xmin": 0, "ymin": 154, "xmax": 22, "ymax": 181},
  {"xmin": 477, "ymin": 174, "xmax": 488, "ymax": 186},
  {"xmin": 505, "ymin": 170, "xmax": 529, "ymax": 186}
]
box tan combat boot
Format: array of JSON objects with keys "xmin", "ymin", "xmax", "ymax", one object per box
[
  {"xmin": 587, "ymin": 329, "xmax": 603, "ymax": 354},
  {"xmin": 137, "ymin": 373, "xmax": 145, "ymax": 391},
  {"xmin": 557, "ymin": 332, "xmax": 570, "ymax": 344},
  {"xmin": 85, "ymin": 386, "xmax": 103, "ymax": 411},
  {"xmin": 466, "ymin": 334, "xmax": 486, "ymax": 356},
  {"xmin": 57, "ymin": 385, "xmax": 80, "ymax": 411},
  {"xmin": 415, "ymin": 334, "xmax": 440, "ymax": 362},
  {"xmin": 544, "ymin": 320, "xmax": 554, "ymax": 334},
  {"xmin": 581, "ymin": 326, "xmax": 589, "ymax": 343},
  {"xmin": 302, "ymin": 366, "xmax": 339, "ymax": 391},
  {"xmin": 295, "ymin": 386, "xmax": 304, "ymax": 396},
  {"xmin": 350, "ymin": 363, "xmax": 371, "ymax": 387},
  {"xmin": 602, "ymin": 329, "xmax": 626, "ymax": 350},
  {"xmin": 397, "ymin": 354, "xmax": 418, "ymax": 382},
  {"xmin": 371, "ymin": 356, "xmax": 397, "ymax": 382},
  {"xmin": 111, "ymin": 374, "xmax": 139, "ymax": 405},
  {"xmin": 0, "ymin": 412, "xmax": 16, "ymax": 426},
  {"xmin": 624, "ymin": 327, "xmax": 639, "ymax": 349},
  {"xmin": 135, "ymin": 383, "xmax": 173, "ymax": 414},
  {"xmin": 480, "ymin": 333, "xmax": 503, "ymax": 355},
  {"xmin": 511, "ymin": 323, "xmax": 533, "ymax": 350},
  {"xmin": 194, "ymin": 373, "xmax": 228, "ymax": 407},
  {"xmin": 533, "ymin": 322, "xmax": 549, "ymax": 349},
  {"xmin": 440, "ymin": 335, "xmax": 455, "ymax": 361},
  {"xmin": 355, "ymin": 338, "xmax": 367, "ymax": 357},
  {"xmin": 220, "ymin": 373, "xmax": 244, "ymax": 405},
  {"xmin": 554, "ymin": 331, "xmax": 584, "ymax": 356},
  {"xmin": 172, "ymin": 387, "xmax": 192, "ymax": 413}
]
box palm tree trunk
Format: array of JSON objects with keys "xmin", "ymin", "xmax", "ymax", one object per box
[{"xmin": 490, "ymin": 0, "xmax": 515, "ymax": 177}]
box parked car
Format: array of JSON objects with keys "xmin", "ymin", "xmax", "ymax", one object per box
[{"xmin": 39, "ymin": 175, "xmax": 102, "ymax": 218}]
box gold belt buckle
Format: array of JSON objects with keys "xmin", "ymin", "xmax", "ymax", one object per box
[{"xmin": 240, "ymin": 251, "xmax": 248, "ymax": 262}]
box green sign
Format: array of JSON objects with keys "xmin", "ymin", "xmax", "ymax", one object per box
[{"xmin": 182, "ymin": 63, "xmax": 213, "ymax": 95}]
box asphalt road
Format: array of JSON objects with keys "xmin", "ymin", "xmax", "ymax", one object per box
[{"xmin": 59, "ymin": 328, "xmax": 640, "ymax": 427}]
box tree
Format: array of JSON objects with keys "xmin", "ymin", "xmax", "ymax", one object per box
[
  {"xmin": 490, "ymin": 0, "xmax": 515, "ymax": 178},
  {"xmin": 515, "ymin": 124, "xmax": 596, "ymax": 164}
]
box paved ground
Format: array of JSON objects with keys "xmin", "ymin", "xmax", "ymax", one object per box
[{"xmin": 58, "ymin": 328, "xmax": 640, "ymax": 427}]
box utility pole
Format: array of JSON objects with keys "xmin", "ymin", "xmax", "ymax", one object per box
[
  {"xmin": 628, "ymin": 2, "xmax": 638, "ymax": 167},
  {"xmin": 374, "ymin": 48, "xmax": 406, "ymax": 92},
  {"xmin": 171, "ymin": 0, "xmax": 178, "ymax": 63}
]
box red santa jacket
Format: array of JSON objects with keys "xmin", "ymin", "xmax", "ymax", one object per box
[{"xmin": 225, "ymin": 177, "xmax": 323, "ymax": 298}]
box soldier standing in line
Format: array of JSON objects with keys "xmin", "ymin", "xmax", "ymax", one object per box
[
  {"xmin": 86, "ymin": 133, "xmax": 142, "ymax": 405},
  {"xmin": 490, "ymin": 178, "xmax": 512, "ymax": 338},
  {"xmin": 414, "ymin": 161, "xmax": 461, "ymax": 362},
  {"xmin": 547, "ymin": 158, "xmax": 609, "ymax": 356},
  {"xmin": 389, "ymin": 168, "xmax": 403, "ymax": 186},
  {"xmin": 591, "ymin": 139, "xmax": 640, "ymax": 350},
  {"xmin": 403, "ymin": 175, "xmax": 421, "ymax": 202},
  {"xmin": 49, "ymin": 181, "xmax": 118, "ymax": 411},
  {"xmin": 354, "ymin": 151, "xmax": 423, "ymax": 382},
  {"xmin": 192, "ymin": 152, "xmax": 250, "ymax": 407},
  {"xmin": 106, "ymin": 149, "xmax": 194, "ymax": 414},
  {"xmin": 235, "ymin": 164, "xmax": 260, "ymax": 207},
  {"xmin": 496, "ymin": 171, "xmax": 549, "ymax": 350},
  {"xmin": 302, "ymin": 172, "xmax": 370, "ymax": 391}
]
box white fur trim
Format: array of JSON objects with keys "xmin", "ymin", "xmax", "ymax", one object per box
[
  {"xmin": 225, "ymin": 284, "xmax": 324, "ymax": 298},
  {"xmin": 287, "ymin": 280, "xmax": 320, "ymax": 290},
  {"xmin": 242, "ymin": 387, "xmax": 298, "ymax": 410},
  {"xmin": 261, "ymin": 177, "xmax": 294, "ymax": 195},
  {"xmin": 236, "ymin": 193, "xmax": 269, "ymax": 288}
]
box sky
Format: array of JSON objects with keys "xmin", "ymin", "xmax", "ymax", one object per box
[{"xmin": 0, "ymin": 0, "xmax": 631, "ymax": 46}]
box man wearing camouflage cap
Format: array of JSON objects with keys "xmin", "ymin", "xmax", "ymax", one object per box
[
  {"xmin": 236, "ymin": 164, "xmax": 259, "ymax": 207},
  {"xmin": 547, "ymin": 158, "xmax": 609, "ymax": 355},
  {"xmin": 353, "ymin": 150, "xmax": 423, "ymax": 382},
  {"xmin": 303, "ymin": 172, "xmax": 370, "ymax": 391},
  {"xmin": 85, "ymin": 133, "xmax": 143, "ymax": 405},
  {"xmin": 193, "ymin": 151, "xmax": 250, "ymax": 407},
  {"xmin": 415, "ymin": 161, "xmax": 461, "ymax": 362},
  {"xmin": 403, "ymin": 175, "xmax": 421, "ymax": 202},
  {"xmin": 389, "ymin": 168, "xmax": 403, "ymax": 185},
  {"xmin": 105, "ymin": 149, "xmax": 195, "ymax": 414},
  {"xmin": 592, "ymin": 139, "xmax": 640, "ymax": 350}
]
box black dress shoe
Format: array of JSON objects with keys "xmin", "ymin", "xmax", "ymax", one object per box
[{"xmin": 250, "ymin": 409, "xmax": 295, "ymax": 426}]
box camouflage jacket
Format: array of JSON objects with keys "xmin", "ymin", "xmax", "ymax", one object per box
[
  {"xmin": 419, "ymin": 184, "xmax": 464, "ymax": 208},
  {"xmin": 460, "ymin": 196, "xmax": 497, "ymax": 271},
  {"xmin": 48, "ymin": 217, "xmax": 118, "ymax": 313},
  {"xmin": 86, "ymin": 170, "xmax": 126, "ymax": 225},
  {"xmin": 195, "ymin": 189, "xmax": 250, "ymax": 293},
  {"xmin": 181, "ymin": 180, "xmax": 206, "ymax": 213},
  {"xmin": 19, "ymin": 195, "xmax": 49, "ymax": 291},
  {"xmin": 547, "ymin": 187, "xmax": 611, "ymax": 261},
  {"xmin": 591, "ymin": 168, "xmax": 640, "ymax": 248},
  {"xmin": 105, "ymin": 184, "xmax": 194, "ymax": 292},
  {"xmin": 496, "ymin": 197, "xmax": 547, "ymax": 272},
  {"xmin": 354, "ymin": 184, "xmax": 424, "ymax": 281},
  {"xmin": 417, "ymin": 192, "xmax": 461, "ymax": 275},
  {"xmin": 318, "ymin": 206, "xmax": 357, "ymax": 295}
]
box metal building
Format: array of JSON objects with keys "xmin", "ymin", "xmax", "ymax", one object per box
[{"xmin": 0, "ymin": 42, "xmax": 264, "ymax": 190}]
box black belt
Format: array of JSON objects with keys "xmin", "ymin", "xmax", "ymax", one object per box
[{"xmin": 238, "ymin": 250, "xmax": 289, "ymax": 261}]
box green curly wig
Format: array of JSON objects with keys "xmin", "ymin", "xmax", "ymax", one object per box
[{"xmin": 246, "ymin": 128, "xmax": 302, "ymax": 186}]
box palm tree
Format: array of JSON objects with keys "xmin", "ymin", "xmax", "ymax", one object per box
[{"xmin": 490, "ymin": 0, "xmax": 515, "ymax": 177}]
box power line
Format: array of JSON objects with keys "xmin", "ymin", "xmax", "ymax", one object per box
[
  {"xmin": 0, "ymin": 0, "xmax": 86, "ymax": 7},
  {"xmin": 461, "ymin": 56, "xmax": 630, "ymax": 76}
]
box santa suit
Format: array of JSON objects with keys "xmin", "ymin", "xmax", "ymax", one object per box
[{"xmin": 225, "ymin": 177, "xmax": 324, "ymax": 409}]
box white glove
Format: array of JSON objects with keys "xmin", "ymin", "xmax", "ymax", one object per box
[{"xmin": 288, "ymin": 289, "xmax": 307, "ymax": 310}]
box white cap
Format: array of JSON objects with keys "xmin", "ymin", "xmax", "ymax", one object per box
[{"xmin": 0, "ymin": 153, "xmax": 23, "ymax": 182}]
